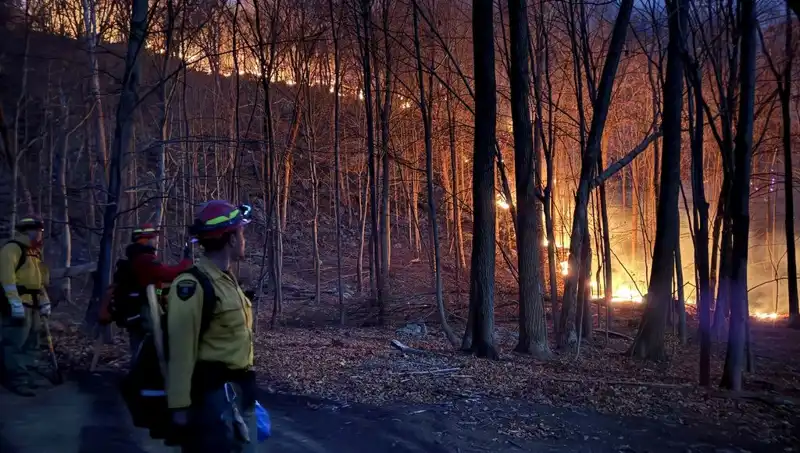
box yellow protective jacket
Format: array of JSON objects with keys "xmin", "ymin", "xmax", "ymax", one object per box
[
  {"xmin": 0, "ymin": 233, "xmax": 48, "ymax": 306},
  {"xmin": 166, "ymin": 256, "xmax": 254, "ymax": 409}
]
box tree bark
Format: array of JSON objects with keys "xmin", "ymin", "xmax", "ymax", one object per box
[
  {"xmin": 508, "ymin": 0, "xmax": 549, "ymax": 358},
  {"xmin": 722, "ymin": 0, "xmax": 756, "ymax": 391},
  {"xmin": 629, "ymin": 0, "xmax": 687, "ymax": 361},
  {"xmin": 559, "ymin": 0, "xmax": 634, "ymax": 351},
  {"xmin": 775, "ymin": 12, "xmax": 799, "ymax": 328},
  {"xmin": 329, "ymin": 0, "xmax": 345, "ymax": 325},
  {"xmin": 464, "ymin": 0, "xmax": 498, "ymax": 359},
  {"xmin": 412, "ymin": 2, "xmax": 458, "ymax": 347},
  {"xmin": 358, "ymin": 0, "xmax": 384, "ymax": 322},
  {"xmin": 86, "ymin": 0, "xmax": 147, "ymax": 325},
  {"xmin": 688, "ymin": 64, "xmax": 712, "ymax": 386}
]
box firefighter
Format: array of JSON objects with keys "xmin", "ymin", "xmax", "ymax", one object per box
[
  {"xmin": 0, "ymin": 214, "xmax": 51, "ymax": 396},
  {"xmin": 101, "ymin": 223, "xmax": 192, "ymax": 364},
  {"xmin": 120, "ymin": 224, "xmax": 192, "ymax": 362},
  {"xmin": 166, "ymin": 201, "xmax": 256, "ymax": 453}
]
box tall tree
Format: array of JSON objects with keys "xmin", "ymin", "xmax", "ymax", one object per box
[
  {"xmin": 85, "ymin": 0, "xmax": 148, "ymax": 325},
  {"xmin": 722, "ymin": 0, "xmax": 756, "ymax": 391},
  {"xmin": 508, "ymin": 0, "xmax": 548, "ymax": 357},
  {"xmin": 559, "ymin": 0, "xmax": 635, "ymax": 350},
  {"xmin": 356, "ymin": 0, "xmax": 385, "ymax": 322},
  {"xmin": 329, "ymin": 0, "xmax": 345, "ymax": 325},
  {"xmin": 761, "ymin": 11, "xmax": 799, "ymax": 328},
  {"xmin": 463, "ymin": 0, "xmax": 498, "ymax": 359},
  {"xmin": 412, "ymin": 0, "xmax": 458, "ymax": 346},
  {"xmin": 629, "ymin": 0, "xmax": 688, "ymax": 360}
]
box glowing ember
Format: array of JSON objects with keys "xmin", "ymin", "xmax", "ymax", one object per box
[
  {"xmin": 496, "ymin": 194, "xmax": 510, "ymax": 210},
  {"xmin": 610, "ymin": 285, "xmax": 643, "ymax": 303},
  {"xmin": 753, "ymin": 312, "xmax": 779, "ymax": 320},
  {"xmin": 541, "ymin": 238, "xmax": 569, "ymax": 249}
]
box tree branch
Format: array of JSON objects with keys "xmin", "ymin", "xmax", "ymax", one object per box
[{"xmin": 590, "ymin": 128, "xmax": 662, "ymax": 190}]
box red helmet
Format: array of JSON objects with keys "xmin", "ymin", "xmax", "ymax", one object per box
[
  {"xmin": 15, "ymin": 213, "xmax": 44, "ymax": 231},
  {"xmin": 131, "ymin": 223, "xmax": 160, "ymax": 242},
  {"xmin": 189, "ymin": 200, "xmax": 252, "ymax": 240}
]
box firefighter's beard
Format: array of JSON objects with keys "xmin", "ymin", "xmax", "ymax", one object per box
[{"xmin": 29, "ymin": 231, "xmax": 44, "ymax": 249}]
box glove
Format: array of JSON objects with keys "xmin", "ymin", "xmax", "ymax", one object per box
[
  {"xmin": 9, "ymin": 299, "xmax": 24, "ymax": 319},
  {"xmin": 39, "ymin": 301, "xmax": 51, "ymax": 317},
  {"xmin": 182, "ymin": 243, "xmax": 192, "ymax": 260}
]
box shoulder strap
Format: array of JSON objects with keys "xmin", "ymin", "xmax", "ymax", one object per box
[
  {"xmin": 6, "ymin": 240, "xmax": 27, "ymax": 273},
  {"xmin": 181, "ymin": 266, "xmax": 217, "ymax": 338}
]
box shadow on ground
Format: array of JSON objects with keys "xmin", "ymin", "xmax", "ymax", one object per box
[{"xmin": 0, "ymin": 371, "xmax": 774, "ymax": 453}]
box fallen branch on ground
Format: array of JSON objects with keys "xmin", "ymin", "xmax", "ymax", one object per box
[
  {"xmin": 593, "ymin": 329, "xmax": 634, "ymax": 341},
  {"xmin": 390, "ymin": 339, "xmax": 429, "ymax": 355},
  {"xmin": 393, "ymin": 367, "xmax": 461, "ymax": 375},
  {"xmin": 550, "ymin": 377, "xmax": 691, "ymax": 389},
  {"xmin": 710, "ymin": 390, "xmax": 800, "ymax": 407}
]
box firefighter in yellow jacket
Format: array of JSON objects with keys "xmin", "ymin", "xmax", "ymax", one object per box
[
  {"xmin": 1, "ymin": 215, "xmax": 51, "ymax": 397},
  {"xmin": 166, "ymin": 200, "xmax": 256, "ymax": 453}
]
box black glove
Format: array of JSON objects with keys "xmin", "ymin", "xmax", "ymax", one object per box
[{"xmin": 182, "ymin": 243, "xmax": 192, "ymax": 260}]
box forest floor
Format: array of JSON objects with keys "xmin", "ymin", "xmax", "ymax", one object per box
[{"xmin": 15, "ymin": 246, "xmax": 799, "ymax": 453}]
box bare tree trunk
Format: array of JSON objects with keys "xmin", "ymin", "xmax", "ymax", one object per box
[
  {"xmin": 508, "ymin": 0, "xmax": 548, "ymax": 358},
  {"xmin": 559, "ymin": 0, "xmax": 634, "ymax": 351},
  {"xmin": 629, "ymin": 0, "xmax": 687, "ymax": 360},
  {"xmin": 81, "ymin": 0, "xmax": 107, "ymax": 251},
  {"xmin": 379, "ymin": 0, "xmax": 393, "ymax": 284},
  {"xmin": 56, "ymin": 90, "xmax": 72, "ymax": 303},
  {"xmin": 675, "ymin": 235, "xmax": 687, "ymax": 344},
  {"xmin": 576, "ymin": 233, "xmax": 593, "ymax": 343},
  {"xmin": 412, "ymin": 2, "xmax": 458, "ymax": 346},
  {"xmin": 722, "ymin": 0, "xmax": 756, "ymax": 391},
  {"xmin": 771, "ymin": 10, "xmax": 800, "ymax": 328},
  {"xmin": 308, "ymin": 116, "xmax": 321, "ymax": 304},
  {"xmin": 688, "ymin": 63, "xmax": 712, "ymax": 386},
  {"xmin": 154, "ymin": 0, "xmax": 176, "ymax": 231},
  {"xmin": 86, "ymin": 0, "xmax": 147, "ymax": 325},
  {"xmin": 329, "ymin": 0, "xmax": 345, "ymax": 325},
  {"xmin": 464, "ymin": 0, "xmax": 498, "ymax": 359},
  {"xmin": 357, "ymin": 0, "xmax": 384, "ymax": 321},
  {"xmin": 357, "ymin": 163, "xmax": 369, "ymax": 294}
]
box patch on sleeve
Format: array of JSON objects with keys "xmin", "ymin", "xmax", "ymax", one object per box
[{"xmin": 176, "ymin": 280, "xmax": 197, "ymax": 301}]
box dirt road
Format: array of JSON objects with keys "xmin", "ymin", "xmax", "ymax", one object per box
[{"xmin": 0, "ymin": 372, "xmax": 772, "ymax": 453}]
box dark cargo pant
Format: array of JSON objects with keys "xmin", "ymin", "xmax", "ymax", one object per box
[
  {"xmin": 181, "ymin": 383, "xmax": 257, "ymax": 453},
  {"xmin": 1, "ymin": 305, "xmax": 41, "ymax": 386}
]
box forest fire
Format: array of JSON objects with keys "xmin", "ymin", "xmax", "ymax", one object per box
[
  {"xmin": 752, "ymin": 312, "xmax": 781, "ymax": 321},
  {"xmin": 590, "ymin": 283, "xmax": 644, "ymax": 304}
]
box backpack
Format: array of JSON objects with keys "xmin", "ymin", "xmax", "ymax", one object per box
[
  {"xmin": 120, "ymin": 266, "xmax": 218, "ymax": 444},
  {"xmin": 109, "ymin": 258, "xmax": 147, "ymax": 328},
  {"xmin": 7, "ymin": 240, "xmax": 28, "ymax": 272}
]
